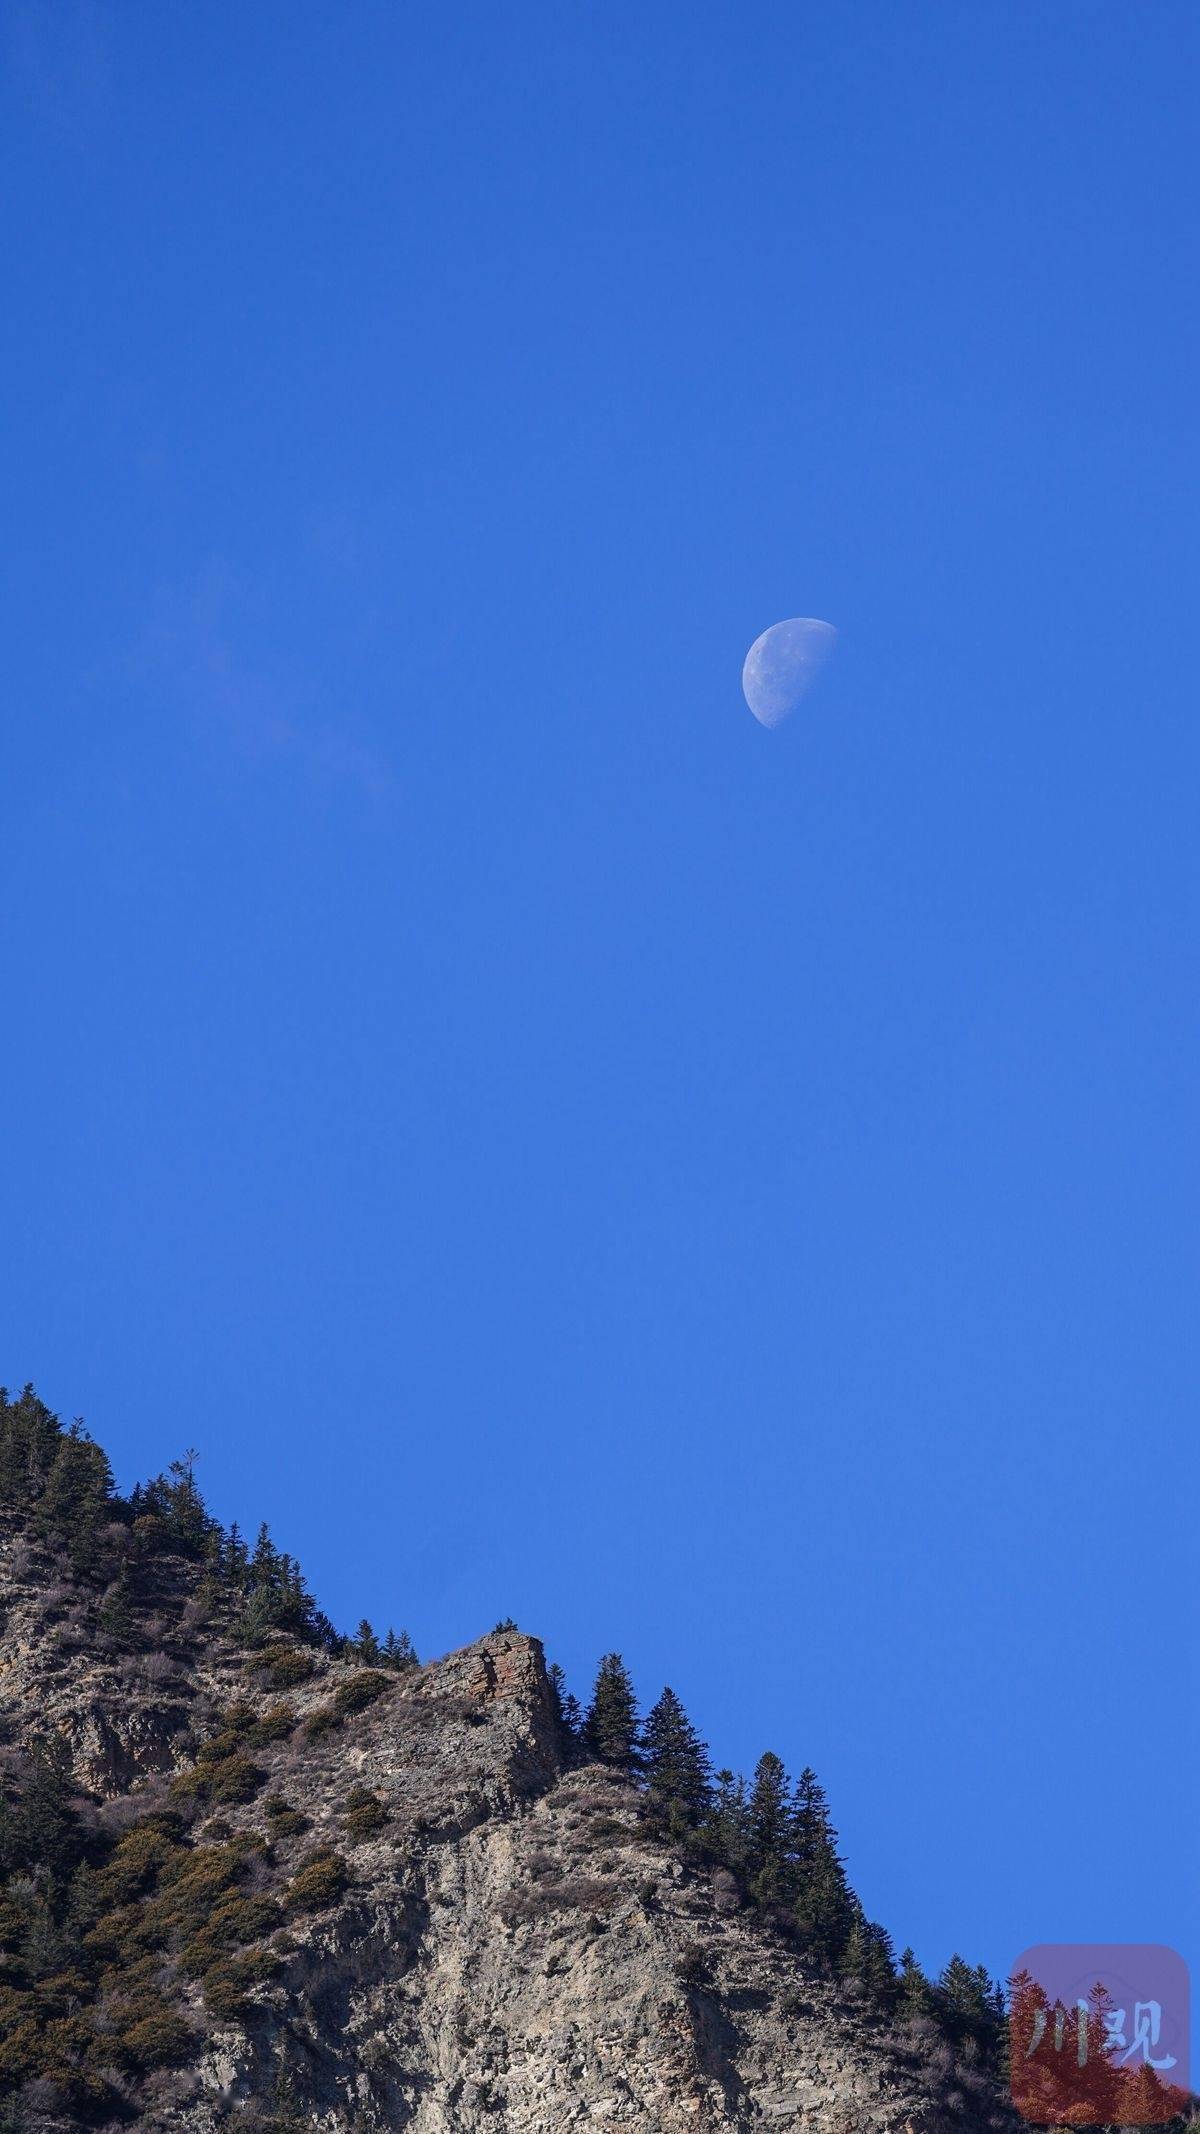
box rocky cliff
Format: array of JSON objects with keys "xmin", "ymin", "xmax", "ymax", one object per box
[{"xmin": 0, "ymin": 1424, "xmax": 1012, "ymax": 2134}]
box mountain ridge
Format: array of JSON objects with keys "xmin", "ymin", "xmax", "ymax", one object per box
[{"xmin": 0, "ymin": 1385, "xmax": 1014, "ymax": 2133}]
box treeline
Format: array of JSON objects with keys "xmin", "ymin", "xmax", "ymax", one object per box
[
  {"xmin": 0, "ymin": 1387, "xmax": 415, "ymax": 1669},
  {"xmin": 2, "ymin": 1388, "xmax": 1001, "ymax": 2058},
  {"xmin": 549, "ymin": 1651, "xmax": 1006, "ymax": 2058}
]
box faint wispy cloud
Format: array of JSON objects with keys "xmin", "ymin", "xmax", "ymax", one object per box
[{"xmin": 130, "ymin": 562, "xmax": 396, "ymax": 804}]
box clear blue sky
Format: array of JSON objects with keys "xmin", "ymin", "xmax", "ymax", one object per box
[{"xmin": 3, "ymin": 3, "xmax": 1195, "ymax": 1988}]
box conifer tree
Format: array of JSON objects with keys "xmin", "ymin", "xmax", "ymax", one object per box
[
  {"xmin": 98, "ymin": 1560, "xmax": 134, "ymax": 1642},
  {"xmin": 15, "ymin": 1736, "xmax": 76, "ymax": 1879},
  {"xmin": 224, "ymin": 1521, "xmax": 250, "ymax": 1588},
  {"xmin": 842, "ymin": 1904, "xmax": 897, "ymax": 1999},
  {"xmin": 0, "ymin": 1385, "xmax": 62, "ymax": 1509},
  {"xmin": 897, "ymin": 1946, "xmax": 936, "ymax": 2020},
  {"xmin": 583, "ymin": 1653, "xmax": 640, "ymax": 1771},
  {"xmin": 36, "ymin": 1423, "xmax": 114, "ymax": 1573},
  {"xmin": 195, "ymin": 1524, "xmax": 225, "ymax": 1610},
  {"xmin": 381, "ymin": 1627, "xmax": 417, "ymax": 1670},
  {"xmin": 250, "ymin": 1522, "xmax": 279, "ymax": 1588},
  {"xmin": 547, "ymin": 1662, "xmax": 582, "ymax": 1747},
  {"xmin": 747, "ymin": 1751, "xmax": 794, "ymax": 1907},
  {"xmin": 276, "ymin": 1553, "xmax": 316, "ymax": 1635},
  {"xmin": 164, "ymin": 1449, "xmax": 210, "ymax": 1555},
  {"xmin": 356, "ymin": 1619, "xmax": 381, "ymax": 1665},
  {"xmin": 938, "ymin": 1954, "xmax": 1002, "ymax": 2042},
  {"xmin": 642, "ymin": 1687, "xmax": 713, "ymax": 1833},
  {"xmin": 703, "ymin": 1768, "xmax": 751, "ymax": 1878},
  {"xmin": 792, "ymin": 1766, "xmax": 853, "ymax": 1968}
]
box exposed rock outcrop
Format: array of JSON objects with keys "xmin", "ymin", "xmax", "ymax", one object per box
[{"xmin": 0, "ymin": 1507, "xmax": 1009, "ymax": 2133}]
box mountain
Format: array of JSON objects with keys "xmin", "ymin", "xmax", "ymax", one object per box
[{"xmin": 0, "ymin": 1388, "xmax": 1014, "ymax": 2134}]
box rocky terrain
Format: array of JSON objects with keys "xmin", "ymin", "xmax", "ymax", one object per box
[{"xmin": 0, "ymin": 1394, "xmax": 1017, "ymax": 2134}]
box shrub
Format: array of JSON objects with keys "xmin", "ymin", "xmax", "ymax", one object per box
[
  {"xmin": 196, "ymin": 1707, "xmax": 256, "ymax": 1762},
  {"xmin": 120, "ymin": 2006, "xmax": 193, "ymax": 2068},
  {"xmin": 83, "ymin": 1902, "xmax": 150, "ymax": 1961},
  {"xmin": 498, "ymin": 1877, "xmax": 618, "ymax": 1925},
  {"xmin": 583, "ymin": 1815, "xmax": 627, "ymax": 1843},
  {"xmin": 200, "ymin": 1949, "xmax": 279, "ymax": 2023},
  {"xmin": 0, "ymin": 2009, "xmax": 42, "ymax": 2082},
  {"xmin": 675, "ymin": 1940, "xmax": 711, "ymax": 1986},
  {"xmin": 97, "ymin": 1951, "xmax": 160, "ymax": 1998},
  {"xmin": 247, "ymin": 1704, "xmax": 294, "ymax": 1746},
  {"xmin": 32, "ymin": 1970, "xmax": 91, "ymax": 2013},
  {"xmin": 302, "ymin": 1706, "xmax": 340, "ymax": 1741},
  {"xmin": 140, "ymin": 1844, "xmax": 244, "ymax": 1943},
  {"xmin": 95, "ymin": 1823, "xmax": 184, "ymax": 1904},
  {"xmin": 344, "ymin": 1796, "xmax": 388, "ymax": 1843},
  {"xmin": 251, "ymin": 1647, "xmax": 316, "ymax": 1690},
  {"xmin": 285, "ymin": 1850, "xmax": 347, "ymax": 1913},
  {"xmin": 264, "ymin": 1798, "xmax": 309, "ymax": 1839},
  {"xmin": 138, "ymin": 1651, "xmax": 182, "ymax": 1687},
  {"xmin": 210, "ymin": 1754, "xmax": 265, "ymax": 1804},
  {"xmin": 179, "ymin": 1894, "xmax": 282, "ymax": 1975},
  {"xmin": 173, "ymin": 1752, "xmax": 264, "ymax": 1807},
  {"xmin": 331, "ymin": 1671, "xmax": 392, "ymax": 1719}
]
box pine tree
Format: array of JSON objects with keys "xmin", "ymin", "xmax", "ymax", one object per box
[
  {"xmin": 1073, "ymin": 1979, "xmax": 1125, "ymax": 2124},
  {"xmin": 195, "ymin": 1524, "xmax": 225, "ymax": 1611},
  {"xmin": 270, "ymin": 2062, "xmax": 307, "ymax": 2134},
  {"xmin": 16, "ymin": 1735, "xmax": 77, "ymax": 1881},
  {"xmin": 841, "ymin": 1904, "xmax": 896, "ymax": 2000},
  {"xmin": 584, "ymin": 1653, "xmax": 640, "ymax": 1771},
  {"xmin": 703, "ymin": 1768, "xmax": 751, "ymax": 1879},
  {"xmin": 0, "ymin": 1385, "xmax": 63, "ymax": 1509},
  {"xmin": 356, "ymin": 1619, "xmax": 381, "ymax": 1665},
  {"xmin": 164, "ymin": 1450, "xmax": 210, "ymax": 1555},
  {"xmin": 276, "ymin": 1553, "xmax": 317, "ymax": 1635},
  {"xmin": 792, "ymin": 1766, "xmax": 853, "ymax": 1969},
  {"xmin": 224, "ymin": 1521, "xmax": 250, "ymax": 1589},
  {"xmin": 381, "ymin": 1627, "xmax": 418, "ymax": 1671},
  {"xmin": 547, "ymin": 1662, "xmax": 582, "ymax": 1749},
  {"xmin": 747, "ymin": 1751, "xmax": 794, "ymax": 1907},
  {"xmin": 36, "ymin": 1423, "xmax": 114, "ymax": 1573},
  {"xmin": 897, "ymin": 1946, "xmax": 936, "ymax": 2020},
  {"xmin": 98, "ymin": 1560, "xmax": 134, "ymax": 1642},
  {"xmin": 938, "ymin": 1953, "xmax": 992, "ymax": 2030},
  {"xmin": 863, "ymin": 1918, "xmax": 897, "ymax": 1999},
  {"xmin": 642, "ymin": 1687, "xmax": 713, "ymax": 1834},
  {"xmin": 250, "ymin": 1522, "xmax": 280, "ymax": 1589}
]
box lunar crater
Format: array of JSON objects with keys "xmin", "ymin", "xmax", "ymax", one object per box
[{"xmin": 742, "ymin": 617, "xmax": 836, "ymax": 727}]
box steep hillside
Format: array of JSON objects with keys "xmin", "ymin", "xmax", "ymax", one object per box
[{"xmin": 0, "ymin": 1389, "xmax": 1014, "ymax": 2134}]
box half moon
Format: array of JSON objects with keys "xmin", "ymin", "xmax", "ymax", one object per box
[{"xmin": 742, "ymin": 617, "xmax": 837, "ymax": 729}]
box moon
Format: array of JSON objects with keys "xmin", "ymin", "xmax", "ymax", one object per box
[{"xmin": 742, "ymin": 617, "xmax": 837, "ymax": 728}]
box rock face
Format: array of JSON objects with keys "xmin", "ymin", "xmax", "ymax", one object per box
[
  {"xmin": 185, "ymin": 1639, "xmax": 926, "ymax": 2133},
  {"xmin": 0, "ymin": 1519, "xmax": 1007, "ymax": 2134}
]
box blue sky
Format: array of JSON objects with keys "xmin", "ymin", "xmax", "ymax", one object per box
[{"xmin": 3, "ymin": 2, "xmax": 1195, "ymax": 1987}]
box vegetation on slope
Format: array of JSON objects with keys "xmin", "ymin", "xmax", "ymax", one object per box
[{"xmin": 7, "ymin": 1384, "xmax": 1169, "ymax": 2132}]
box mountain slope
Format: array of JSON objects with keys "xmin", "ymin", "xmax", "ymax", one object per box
[{"xmin": 0, "ymin": 1391, "xmax": 1011, "ymax": 2133}]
